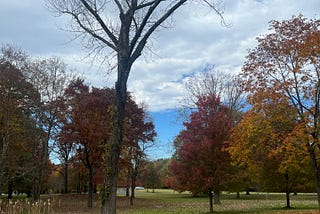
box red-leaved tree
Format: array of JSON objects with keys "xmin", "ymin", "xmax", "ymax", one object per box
[{"xmin": 169, "ymin": 94, "xmax": 232, "ymax": 213}]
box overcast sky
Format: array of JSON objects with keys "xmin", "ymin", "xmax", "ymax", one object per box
[
  {"xmin": 1, "ymin": 0, "xmax": 319, "ymax": 159},
  {"xmin": 1, "ymin": 0, "xmax": 319, "ymax": 112}
]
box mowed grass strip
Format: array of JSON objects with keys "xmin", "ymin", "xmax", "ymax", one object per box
[
  {"xmin": 0, "ymin": 190, "xmax": 318, "ymax": 213},
  {"xmin": 119, "ymin": 189, "xmax": 318, "ymax": 214}
]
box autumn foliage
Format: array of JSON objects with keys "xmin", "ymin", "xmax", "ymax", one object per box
[
  {"xmin": 169, "ymin": 94, "xmax": 232, "ymax": 213},
  {"xmin": 237, "ymin": 15, "xmax": 320, "ymax": 207}
]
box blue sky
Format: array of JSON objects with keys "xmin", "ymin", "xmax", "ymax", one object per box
[
  {"xmin": 148, "ymin": 110, "xmax": 184, "ymax": 160},
  {"xmin": 0, "ymin": 0, "xmax": 319, "ymax": 160}
]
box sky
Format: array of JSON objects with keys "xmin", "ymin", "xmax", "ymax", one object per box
[{"xmin": 0, "ymin": 0, "xmax": 319, "ymax": 159}]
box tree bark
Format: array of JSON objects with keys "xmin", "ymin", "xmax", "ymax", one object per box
[
  {"xmin": 236, "ymin": 192, "xmax": 240, "ymax": 199},
  {"xmin": 101, "ymin": 135, "xmax": 121, "ymax": 214},
  {"xmin": 208, "ymin": 189, "xmax": 213, "ymax": 213},
  {"xmin": 7, "ymin": 179, "xmax": 13, "ymax": 199},
  {"xmin": 33, "ymin": 126, "xmax": 51, "ymax": 201},
  {"xmin": 101, "ymin": 59, "xmax": 129, "ymax": 214},
  {"xmin": 308, "ymin": 143, "xmax": 320, "ymax": 210},
  {"xmin": 63, "ymin": 160, "xmax": 68, "ymax": 193},
  {"xmin": 88, "ymin": 168, "xmax": 94, "ymax": 208},
  {"xmin": 130, "ymin": 171, "xmax": 136, "ymax": 206},
  {"xmin": 0, "ymin": 105, "xmax": 10, "ymax": 192},
  {"xmin": 285, "ymin": 172, "xmax": 290, "ymax": 208}
]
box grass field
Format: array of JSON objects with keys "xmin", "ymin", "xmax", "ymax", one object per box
[{"xmin": 0, "ymin": 189, "xmax": 319, "ymax": 213}]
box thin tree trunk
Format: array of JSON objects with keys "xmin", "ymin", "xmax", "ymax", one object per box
[
  {"xmin": 126, "ymin": 168, "xmax": 130, "ymax": 197},
  {"xmin": 246, "ymin": 188, "xmax": 250, "ymax": 195},
  {"xmin": 130, "ymin": 173, "xmax": 136, "ymax": 206},
  {"xmin": 7, "ymin": 179, "xmax": 13, "ymax": 199},
  {"xmin": 88, "ymin": 168, "xmax": 93, "ymax": 208},
  {"xmin": 285, "ymin": 172, "xmax": 290, "ymax": 208},
  {"xmin": 208, "ymin": 189, "xmax": 213, "ymax": 213},
  {"xmin": 308, "ymin": 143, "xmax": 320, "ymax": 210},
  {"xmin": 0, "ymin": 108, "xmax": 10, "ymax": 192},
  {"xmin": 64, "ymin": 160, "xmax": 68, "ymax": 193},
  {"xmin": 236, "ymin": 192, "xmax": 240, "ymax": 199},
  {"xmin": 285, "ymin": 191, "xmax": 290, "ymax": 208},
  {"xmin": 130, "ymin": 185, "xmax": 134, "ymax": 206},
  {"xmin": 33, "ymin": 130, "xmax": 50, "ymax": 201}
]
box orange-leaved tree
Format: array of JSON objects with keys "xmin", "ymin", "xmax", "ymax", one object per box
[{"xmin": 228, "ymin": 90, "xmax": 311, "ymax": 208}]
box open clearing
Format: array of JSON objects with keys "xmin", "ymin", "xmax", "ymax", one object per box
[{"xmin": 1, "ymin": 189, "xmax": 319, "ymax": 213}]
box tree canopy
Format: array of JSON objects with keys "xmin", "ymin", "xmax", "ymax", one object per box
[
  {"xmin": 169, "ymin": 94, "xmax": 232, "ymax": 213},
  {"xmin": 240, "ymin": 15, "xmax": 320, "ymax": 208}
]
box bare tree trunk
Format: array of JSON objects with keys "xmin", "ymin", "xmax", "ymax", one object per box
[
  {"xmin": 236, "ymin": 192, "xmax": 240, "ymax": 199},
  {"xmin": 285, "ymin": 172, "xmax": 290, "ymax": 208},
  {"xmin": 7, "ymin": 179, "xmax": 13, "ymax": 199},
  {"xmin": 130, "ymin": 172, "xmax": 136, "ymax": 206},
  {"xmin": 126, "ymin": 168, "xmax": 130, "ymax": 197},
  {"xmin": 208, "ymin": 189, "xmax": 213, "ymax": 213},
  {"xmin": 88, "ymin": 168, "xmax": 94, "ymax": 208},
  {"xmin": 308, "ymin": 143, "xmax": 320, "ymax": 210},
  {"xmin": 0, "ymin": 107, "xmax": 10, "ymax": 191},
  {"xmin": 63, "ymin": 160, "xmax": 68, "ymax": 193},
  {"xmin": 101, "ymin": 124, "xmax": 122, "ymax": 214},
  {"xmin": 101, "ymin": 64, "xmax": 129, "ymax": 214},
  {"xmin": 33, "ymin": 137, "xmax": 49, "ymax": 201}
]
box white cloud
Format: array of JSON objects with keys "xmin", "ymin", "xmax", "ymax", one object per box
[{"xmin": 0, "ymin": 0, "xmax": 319, "ymax": 112}]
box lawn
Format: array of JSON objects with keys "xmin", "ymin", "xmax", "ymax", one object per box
[{"xmin": 0, "ymin": 190, "xmax": 319, "ymax": 213}]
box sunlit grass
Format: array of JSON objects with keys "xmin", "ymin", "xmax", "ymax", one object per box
[{"xmin": 118, "ymin": 189, "xmax": 318, "ymax": 214}]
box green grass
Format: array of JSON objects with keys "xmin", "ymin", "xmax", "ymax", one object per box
[
  {"xmin": 0, "ymin": 190, "xmax": 318, "ymax": 213},
  {"xmin": 117, "ymin": 190, "xmax": 318, "ymax": 214}
]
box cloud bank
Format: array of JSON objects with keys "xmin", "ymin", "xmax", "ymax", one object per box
[{"xmin": 0, "ymin": 0, "xmax": 319, "ymax": 112}]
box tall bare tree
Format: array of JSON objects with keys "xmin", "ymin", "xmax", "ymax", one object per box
[
  {"xmin": 183, "ymin": 66, "xmax": 245, "ymax": 123},
  {"xmin": 27, "ymin": 57, "xmax": 74, "ymax": 201},
  {"xmin": 47, "ymin": 1, "xmax": 224, "ymax": 213}
]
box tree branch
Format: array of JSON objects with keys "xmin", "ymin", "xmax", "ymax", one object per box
[
  {"xmin": 131, "ymin": 0, "xmax": 188, "ymax": 62},
  {"xmin": 203, "ymin": 0, "xmax": 230, "ymax": 27},
  {"xmin": 136, "ymin": 0, "xmax": 165, "ymax": 10},
  {"xmin": 79, "ymin": 0, "xmax": 118, "ymax": 48},
  {"xmin": 66, "ymin": 11, "xmax": 117, "ymax": 50},
  {"xmin": 113, "ymin": 0, "xmax": 124, "ymax": 14}
]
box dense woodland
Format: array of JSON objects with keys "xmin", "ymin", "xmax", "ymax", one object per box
[{"xmin": 1, "ymin": 15, "xmax": 320, "ymax": 214}]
